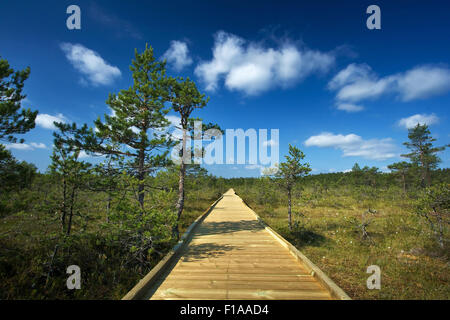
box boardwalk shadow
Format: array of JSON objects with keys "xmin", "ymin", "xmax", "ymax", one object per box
[
  {"xmin": 195, "ymin": 219, "xmax": 265, "ymax": 236},
  {"xmin": 182, "ymin": 243, "xmax": 238, "ymax": 262},
  {"xmin": 288, "ymin": 228, "xmax": 327, "ymax": 249}
]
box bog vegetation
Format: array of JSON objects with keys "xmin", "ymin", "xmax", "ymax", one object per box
[{"xmin": 0, "ymin": 47, "xmax": 449, "ymax": 299}]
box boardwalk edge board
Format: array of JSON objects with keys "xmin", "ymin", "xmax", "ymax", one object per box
[
  {"xmin": 122, "ymin": 195, "xmax": 224, "ymax": 300},
  {"xmin": 236, "ymin": 191, "xmax": 352, "ymax": 300}
]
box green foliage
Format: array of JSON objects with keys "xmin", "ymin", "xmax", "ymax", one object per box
[
  {"xmin": 274, "ymin": 144, "xmax": 311, "ymax": 229},
  {"xmin": 415, "ymin": 183, "xmax": 449, "ymax": 249},
  {"xmin": 102, "ymin": 173, "xmax": 177, "ymax": 269},
  {"xmin": 387, "ymin": 161, "xmax": 414, "ymax": 192},
  {"xmin": 0, "ymin": 57, "xmax": 37, "ymax": 143},
  {"xmin": 50, "ymin": 124, "xmax": 92, "ymax": 235},
  {"xmin": 167, "ymin": 76, "xmax": 214, "ymax": 238},
  {"xmin": 168, "ymin": 77, "xmax": 209, "ymax": 130},
  {"xmin": 0, "ymin": 144, "xmax": 37, "ymax": 217},
  {"xmin": 0, "ymin": 144, "xmax": 36, "ymax": 192},
  {"xmin": 275, "ymin": 144, "xmax": 311, "ymax": 190},
  {"xmin": 402, "ymin": 124, "xmax": 446, "ymax": 186},
  {"xmin": 234, "ymin": 170, "xmax": 450, "ymax": 300}
]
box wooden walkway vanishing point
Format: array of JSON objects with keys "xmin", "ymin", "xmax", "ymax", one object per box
[{"xmin": 123, "ymin": 189, "xmax": 351, "ymax": 300}]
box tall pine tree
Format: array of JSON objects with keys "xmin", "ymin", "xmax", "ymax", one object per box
[
  {"xmin": 168, "ymin": 77, "xmax": 209, "ymax": 239},
  {"xmin": 401, "ymin": 124, "xmax": 446, "ymax": 187},
  {"xmin": 0, "ymin": 57, "xmax": 37, "ymax": 143},
  {"xmin": 92, "ymin": 44, "xmax": 173, "ymax": 210}
]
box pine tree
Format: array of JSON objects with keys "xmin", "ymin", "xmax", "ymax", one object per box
[
  {"xmin": 51, "ymin": 45, "xmax": 176, "ymax": 269},
  {"xmin": 275, "ymin": 145, "xmax": 311, "ymax": 230},
  {"xmin": 401, "ymin": 124, "xmax": 446, "ymax": 187},
  {"xmin": 92, "ymin": 44, "xmax": 173, "ymax": 211},
  {"xmin": 387, "ymin": 161, "xmax": 412, "ymax": 193},
  {"xmin": 51, "ymin": 123, "xmax": 92, "ymax": 235},
  {"xmin": 168, "ymin": 77, "xmax": 209, "ymax": 239},
  {"xmin": 0, "ymin": 57, "xmax": 37, "ymax": 143}
]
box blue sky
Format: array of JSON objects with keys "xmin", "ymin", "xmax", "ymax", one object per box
[{"xmin": 1, "ymin": 0, "xmax": 449, "ymax": 177}]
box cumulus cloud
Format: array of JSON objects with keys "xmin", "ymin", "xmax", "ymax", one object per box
[
  {"xmin": 165, "ymin": 115, "xmax": 182, "ymax": 128},
  {"xmin": 329, "ymin": 63, "xmax": 450, "ymax": 107},
  {"xmin": 195, "ymin": 31, "xmax": 335, "ymax": 95},
  {"xmin": 304, "ymin": 132, "xmax": 397, "ymax": 160},
  {"xmin": 163, "ymin": 41, "xmax": 193, "ymax": 71},
  {"xmin": 36, "ymin": 113, "xmax": 67, "ymax": 130},
  {"xmin": 398, "ymin": 113, "xmax": 439, "ymax": 129},
  {"xmin": 153, "ymin": 115, "xmax": 183, "ymax": 140},
  {"xmin": 30, "ymin": 142, "xmax": 47, "ymax": 149},
  {"xmin": 396, "ymin": 66, "xmax": 450, "ymax": 101},
  {"xmin": 336, "ymin": 103, "xmax": 364, "ymax": 112},
  {"xmin": 78, "ymin": 151, "xmax": 91, "ymax": 159},
  {"xmin": 60, "ymin": 43, "xmax": 121, "ymax": 86},
  {"xmin": 6, "ymin": 142, "xmax": 47, "ymax": 151}
]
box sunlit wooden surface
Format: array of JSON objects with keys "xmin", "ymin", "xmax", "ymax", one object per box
[{"xmin": 150, "ymin": 189, "xmax": 332, "ymax": 300}]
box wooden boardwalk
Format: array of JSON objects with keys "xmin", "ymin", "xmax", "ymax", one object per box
[{"xmin": 131, "ymin": 189, "xmax": 348, "ymax": 300}]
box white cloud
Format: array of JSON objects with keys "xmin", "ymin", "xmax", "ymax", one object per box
[
  {"xmin": 5, "ymin": 143, "xmax": 32, "ymax": 151},
  {"xmin": 36, "ymin": 113, "xmax": 67, "ymax": 130},
  {"xmin": 304, "ymin": 132, "xmax": 397, "ymax": 160},
  {"xmin": 336, "ymin": 103, "xmax": 364, "ymax": 112},
  {"xmin": 244, "ymin": 163, "xmax": 279, "ymax": 176},
  {"xmin": 166, "ymin": 115, "xmax": 181, "ymax": 128},
  {"xmin": 60, "ymin": 43, "xmax": 121, "ymax": 86},
  {"xmin": 6, "ymin": 142, "xmax": 47, "ymax": 151},
  {"xmin": 30, "ymin": 142, "xmax": 47, "ymax": 149},
  {"xmin": 162, "ymin": 41, "xmax": 193, "ymax": 71},
  {"xmin": 262, "ymin": 139, "xmax": 278, "ymax": 147},
  {"xmin": 396, "ymin": 66, "xmax": 450, "ymax": 101},
  {"xmin": 78, "ymin": 151, "xmax": 90, "ymax": 159},
  {"xmin": 162, "ymin": 115, "xmax": 182, "ymax": 140},
  {"xmin": 398, "ymin": 113, "xmax": 439, "ymax": 129},
  {"xmin": 195, "ymin": 31, "xmax": 335, "ymax": 95},
  {"xmin": 328, "ymin": 63, "xmax": 372, "ymax": 90},
  {"xmin": 304, "ymin": 132, "xmax": 361, "ymax": 148},
  {"xmin": 245, "ymin": 164, "xmax": 261, "ymax": 170},
  {"xmin": 329, "ymin": 63, "xmax": 450, "ymax": 107}
]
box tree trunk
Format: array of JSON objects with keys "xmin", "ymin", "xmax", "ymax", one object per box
[
  {"xmin": 174, "ymin": 128, "xmax": 188, "ymax": 240},
  {"xmin": 288, "ymin": 187, "xmax": 292, "ymax": 230},
  {"xmin": 106, "ymin": 191, "xmax": 111, "ymax": 223},
  {"xmin": 402, "ymin": 173, "xmax": 406, "ymax": 194},
  {"xmin": 137, "ymin": 146, "xmax": 146, "ymax": 211},
  {"xmin": 61, "ymin": 176, "xmax": 67, "ymax": 233},
  {"xmin": 137, "ymin": 144, "xmax": 146, "ymax": 270},
  {"xmin": 437, "ymin": 215, "xmax": 444, "ymax": 249},
  {"xmin": 66, "ymin": 186, "xmax": 76, "ymax": 236}
]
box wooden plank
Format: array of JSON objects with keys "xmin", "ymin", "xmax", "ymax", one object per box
[
  {"xmin": 165, "ymin": 274, "xmax": 316, "ymax": 282},
  {"xmin": 158, "ymin": 280, "xmax": 324, "ymax": 290},
  {"xmin": 122, "ymin": 189, "xmax": 349, "ymax": 300}
]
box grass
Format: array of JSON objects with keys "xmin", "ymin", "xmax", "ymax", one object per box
[
  {"xmin": 0, "ymin": 184, "xmax": 222, "ymax": 300},
  {"xmin": 236, "ymin": 186, "xmax": 450, "ymax": 300},
  {"xmin": 2, "ymin": 180, "xmax": 448, "ymax": 300}
]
